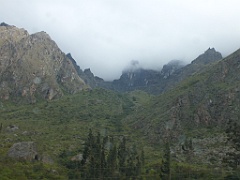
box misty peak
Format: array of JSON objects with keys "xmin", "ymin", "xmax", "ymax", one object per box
[
  {"xmin": 191, "ymin": 48, "xmax": 222, "ymax": 65},
  {"xmin": 161, "ymin": 60, "xmax": 185, "ymax": 78},
  {"xmin": 205, "ymin": 47, "xmax": 217, "ymax": 54},
  {"xmin": 84, "ymin": 68, "xmax": 94, "ymax": 75},
  {"xmin": 123, "ymin": 60, "xmax": 141, "ymax": 73}
]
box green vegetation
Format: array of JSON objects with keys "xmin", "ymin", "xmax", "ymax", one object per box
[
  {"xmin": 0, "ymin": 88, "xmax": 238, "ymax": 179},
  {"xmin": 224, "ymin": 119, "xmax": 240, "ymax": 171},
  {"xmin": 59, "ymin": 129, "xmax": 144, "ymax": 179},
  {"xmin": 2, "ymin": 48, "xmax": 240, "ymax": 179}
]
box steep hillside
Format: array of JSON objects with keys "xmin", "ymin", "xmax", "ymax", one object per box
[
  {"xmin": 0, "ymin": 24, "xmax": 87, "ymax": 103},
  {"xmin": 124, "ymin": 48, "xmax": 240, "ymax": 166},
  {"xmin": 0, "ymin": 88, "xmax": 137, "ymax": 179}
]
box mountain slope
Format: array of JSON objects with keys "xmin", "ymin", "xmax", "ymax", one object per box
[
  {"xmin": 0, "ymin": 24, "xmax": 87, "ymax": 103},
  {"xmin": 126, "ymin": 48, "xmax": 240, "ymax": 146}
]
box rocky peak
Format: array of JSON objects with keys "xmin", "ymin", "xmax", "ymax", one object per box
[
  {"xmin": 161, "ymin": 60, "xmax": 185, "ymax": 79},
  {"xmin": 31, "ymin": 31, "xmax": 51, "ymax": 41},
  {"xmin": 66, "ymin": 53, "xmax": 84, "ymax": 76},
  {"xmin": 0, "ymin": 25, "xmax": 87, "ymax": 103},
  {"xmin": 191, "ymin": 48, "xmax": 222, "ymax": 65},
  {"xmin": 84, "ymin": 68, "xmax": 94, "ymax": 77},
  {"xmin": 0, "ymin": 24, "xmax": 29, "ymax": 44},
  {"xmin": 66, "ymin": 53, "xmax": 106, "ymax": 88},
  {"xmin": 0, "ymin": 22, "xmax": 10, "ymax": 26}
]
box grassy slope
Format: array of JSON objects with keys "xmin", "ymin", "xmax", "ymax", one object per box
[
  {"xmin": 0, "ymin": 88, "xmax": 137, "ymax": 178},
  {"xmin": 122, "ymin": 49, "xmax": 240, "ymax": 174},
  {"xmin": 1, "ymin": 49, "xmax": 240, "ymax": 178}
]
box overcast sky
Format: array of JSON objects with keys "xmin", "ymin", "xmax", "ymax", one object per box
[{"xmin": 1, "ymin": 0, "xmax": 240, "ymax": 80}]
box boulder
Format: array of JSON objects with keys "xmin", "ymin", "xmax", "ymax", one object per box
[
  {"xmin": 6, "ymin": 125, "xmax": 19, "ymax": 132},
  {"xmin": 8, "ymin": 141, "xmax": 38, "ymax": 161}
]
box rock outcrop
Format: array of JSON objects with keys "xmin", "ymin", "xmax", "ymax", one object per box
[
  {"xmin": 8, "ymin": 141, "xmax": 38, "ymax": 161},
  {"xmin": 0, "ymin": 24, "xmax": 87, "ymax": 103},
  {"xmin": 67, "ymin": 53, "xmax": 107, "ymax": 88}
]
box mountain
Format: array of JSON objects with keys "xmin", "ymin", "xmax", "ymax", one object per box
[
  {"xmin": 0, "ymin": 24, "xmax": 87, "ymax": 103},
  {"xmin": 124, "ymin": 48, "xmax": 240, "ymax": 166},
  {"xmin": 0, "ymin": 23, "xmax": 239, "ymax": 178},
  {"xmin": 66, "ymin": 53, "xmax": 108, "ymax": 89},
  {"xmin": 100, "ymin": 48, "xmax": 222, "ymax": 94},
  {"xmin": 128, "ymin": 48, "xmax": 232, "ymax": 139},
  {"xmin": 155, "ymin": 47, "xmax": 223, "ymax": 92}
]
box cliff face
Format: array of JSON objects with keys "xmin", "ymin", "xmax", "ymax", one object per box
[
  {"xmin": 0, "ymin": 24, "xmax": 87, "ymax": 103},
  {"xmin": 67, "ymin": 53, "xmax": 107, "ymax": 89}
]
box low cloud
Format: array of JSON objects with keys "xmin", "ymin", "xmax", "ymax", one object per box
[{"xmin": 1, "ymin": 0, "xmax": 240, "ymax": 80}]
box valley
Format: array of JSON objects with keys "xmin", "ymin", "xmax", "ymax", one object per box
[{"xmin": 0, "ymin": 23, "xmax": 240, "ymax": 179}]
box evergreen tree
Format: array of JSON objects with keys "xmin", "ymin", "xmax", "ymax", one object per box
[
  {"xmin": 135, "ymin": 155, "xmax": 141, "ymax": 177},
  {"xmin": 118, "ymin": 136, "xmax": 127, "ymax": 176},
  {"xmin": 81, "ymin": 129, "xmax": 95, "ymax": 165},
  {"xmin": 0, "ymin": 123, "xmax": 2, "ymax": 133},
  {"xmin": 107, "ymin": 137, "xmax": 117, "ymax": 177},
  {"xmin": 81, "ymin": 129, "xmax": 96, "ymax": 179},
  {"xmin": 141, "ymin": 149, "xmax": 145, "ymax": 167},
  {"xmin": 79, "ymin": 131, "xmax": 145, "ymax": 179},
  {"xmin": 160, "ymin": 141, "xmax": 171, "ymax": 180},
  {"xmin": 94, "ymin": 132, "xmax": 102, "ymax": 177},
  {"xmin": 224, "ymin": 119, "xmax": 240, "ymax": 169},
  {"xmin": 126, "ymin": 155, "xmax": 135, "ymax": 178}
]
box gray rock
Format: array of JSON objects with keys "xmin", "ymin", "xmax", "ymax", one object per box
[
  {"xmin": 8, "ymin": 142, "xmax": 38, "ymax": 161},
  {"xmin": 6, "ymin": 125, "xmax": 19, "ymax": 132},
  {"xmin": 42, "ymin": 154, "xmax": 54, "ymax": 164},
  {"xmin": 71, "ymin": 153, "xmax": 83, "ymax": 161}
]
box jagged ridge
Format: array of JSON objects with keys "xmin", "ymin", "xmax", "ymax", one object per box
[{"xmin": 0, "ymin": 24, "xmax": 87, "ymax": 103}]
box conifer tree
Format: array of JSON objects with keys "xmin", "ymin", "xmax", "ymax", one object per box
[
  {"xmin": 160, "ymin": 141, "xmax": 171, "ymax": 180},
  {"xmin": 81, "ymin": 129, "xmax": 94, "ymax": 165},
  {"xmin": 141, "ymin": 149, "xmax": 145, "ymax": 167},
  {"xmin": 224, "ymin": 119, "xmax": 240, "ymax": 169},
  {"xmin": 118, "ymin": 136, "xmax": 127, "ymax": 175},
  {"xmin": 81, "ymin": 129, "xmax": 96, "ymax": 179},
  {"xmin": 107, "ymin": 137, "xmax": 117, "ymax": 177}
]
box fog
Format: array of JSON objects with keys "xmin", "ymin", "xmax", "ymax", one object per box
[{"xmin": 1, "ymin": 0, "xmax": 240, "ymax": 80}]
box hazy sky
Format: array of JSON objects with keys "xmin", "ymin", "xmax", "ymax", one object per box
[{"xmin": 1, "ymin": 0, "xmax": 240, "ymax": 80}]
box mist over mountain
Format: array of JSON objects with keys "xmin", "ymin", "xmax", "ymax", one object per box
[
  {"xmin": 89, "ymin": 48, "xmax": 222, "ymax": 94},
  {"xmin": 2, "ymin": 0, "xmax": 240, "ymax": 80},
  {"xmin": 0, "ymin": 23, "xmax": 225, "ymax": 100}
]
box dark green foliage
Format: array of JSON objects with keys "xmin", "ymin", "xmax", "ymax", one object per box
[
  {"xmin": 141, "ymin": 149, "xmax": 145, "ymax": 167},
  {"xmin": 224, "ymin": 174, "xmax": 240, "ymax": 180},
  {"xmin": 224, "ymin": 119, "xmax": 240, "ymax": 169},
  {"xmin": 107, "ymin": 137, "xmax": 117, "ymax": 177},
  {"xmin": 118, "ymin": 136, "xmax": 127, "ymax": 175},
  {"xmin": 0, "ymin": 157, "xmax": 66, "ymax": 179},
  {"xmin": 182, "ymin": 138, "xmax": 194, "ymax": 161},
  {"xmin": 60, "ymin": 130, "xmax": 145, "ymax": 179},
  {"xmin": 226, "ymin": 119, "xmax": 240, "ymax": 151},
  {"xmin": 160, "ymin": 141, "xmax": 171, "ymax": 180}
]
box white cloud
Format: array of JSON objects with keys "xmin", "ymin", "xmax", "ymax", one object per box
[{"xmin": 1, "ymin": 0, "xmax": 240, "ymax": 80}]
